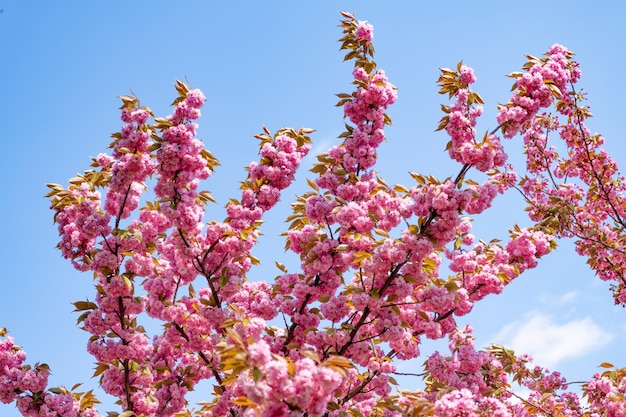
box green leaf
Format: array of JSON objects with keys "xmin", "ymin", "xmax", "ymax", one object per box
[{"xmin": 252, "ymin": 367, "xmax": 262, "ymax": 382}]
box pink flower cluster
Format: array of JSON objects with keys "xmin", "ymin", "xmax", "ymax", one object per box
[
  {"xmin": 500, "ymin": 351, "xmax": 585, "ymax": 416},
  {"xmin": 1, "ymin": 334, "xmax": 102, "ymax": 417},
  {"xmin": 407, "ymin": 180, "xmax": 500, "ymax": 246},
  {"xmin": 444, "ymin": 72, "xmax": 507, "ymax": 172},
  {"xmin": 505, "ymin": 228, "xmax": 552, "ymax": 271},
  {"xmin": 520, "ymin": 116, "xmax": 560, "ymax": 175},
  {"xmin": 277, "ymin": 28, "xmax": 401, "ymax": 375},
  {"xmin": 585, "ymin": 372, "xmax": 626, "ymax": 417},
  {"xmin": 334, "ymin": 69, "xmax": 396, "ymax": 174},
  {"xmin": 557, "ymin": 125, "xmax": 626, "ymax": 305},
  {"xmin": 247, "ymin": 134, "xmax": 311, "ymax": 210},
  {"xmin": 104, "ymin": 106, "xmax": 156, "ymax": 219},
  {"xmin": 425, "ymin": 337, "xmax": 591, "ymax": 417},
  {"xmin": 447, "ymin": 228, "xmax": 553, "ymax": 302},
  {"xmin": 427, "ymin": 327, "xmax": 499, "ymax": 397},
  {"xmin": 144, "ymin": 128, "xmax": 310, "ymax": 415},
  {"xmin": 505, "ymin": 44, "xmax": 626, "ymax": 307},
  {"xmin": 276, "ymin": 20, "xmax": 577, "ymax": 417},
  {"xmin": 236, "ymin": 346, "xmax": 344, "ymax": 416},
  {"xmin": 354, "ymin": 20, "xmax": 373, "ymax": 43},
  {"xmin": 433, "ymin": 389, "xmax": 479, "ymax": 417},
  {"xmin": 84, "ymin": 297, "xmax": 154, "ymax": 414},
  {"xmin": 497, "ymin": 44, "xmax": 576, "ymax": 138},
  {"xmin": 54, "ymin": 183, "xmax": 111, "ymax": 271},
  {"xmin": 423, "ymin": 328, "xmax": 519, "ymax": 417},
  {"xmin": 155, "ymin": 88, "xmax": 211, "ymax": 234},
  {"xmin": 0, "ymin": 335, "xmax": 45, "ymax": 404},
  {"xmin": 228, "ymin": 281, "xmax": 280, "ymax": 321}
]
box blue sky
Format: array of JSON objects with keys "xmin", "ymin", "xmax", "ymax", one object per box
[{"xmin": 1, "ymin": 1, "xmax": 625, "ymax": 415}]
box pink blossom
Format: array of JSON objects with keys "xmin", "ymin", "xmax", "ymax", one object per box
[
  {"xmin": 459, "ymin": 65, "xmax": 476, "ymax": 85},
  {"xmin": 434, "ymin": 389, "xmax": 478, "ymax": 416},
  {"xmin": 35, "ymin": 13, "xmax": 622, "ymax": 417},
  {"xmin": 354, "ymin": 20, "xmax": 373, "ymax": 43}
]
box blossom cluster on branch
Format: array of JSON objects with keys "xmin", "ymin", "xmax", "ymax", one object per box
[{"xmin": 1, "ymin": 10, "xmax": 625, "ymax": 417}]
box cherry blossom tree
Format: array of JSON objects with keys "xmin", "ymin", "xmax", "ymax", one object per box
[{"xmin": 2, "ymin": 11, "xmax": 625, "ymax": 417}]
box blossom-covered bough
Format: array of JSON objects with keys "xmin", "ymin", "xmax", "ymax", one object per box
[{"xmin": 2, "ymin": 10, "xmax": 625, "ymax": 417}]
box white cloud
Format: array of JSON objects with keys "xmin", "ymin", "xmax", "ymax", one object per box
[
  {"xmin": 492, "ymin": 311, "xmax": 613, "ymax": 369},
  {"xmin": 538, "ymin": 290, "xmax": 579, "ymax": 306},
  {"xmin": 557, "ymin": 291, "xmax": 579, "ymax": 304}
]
